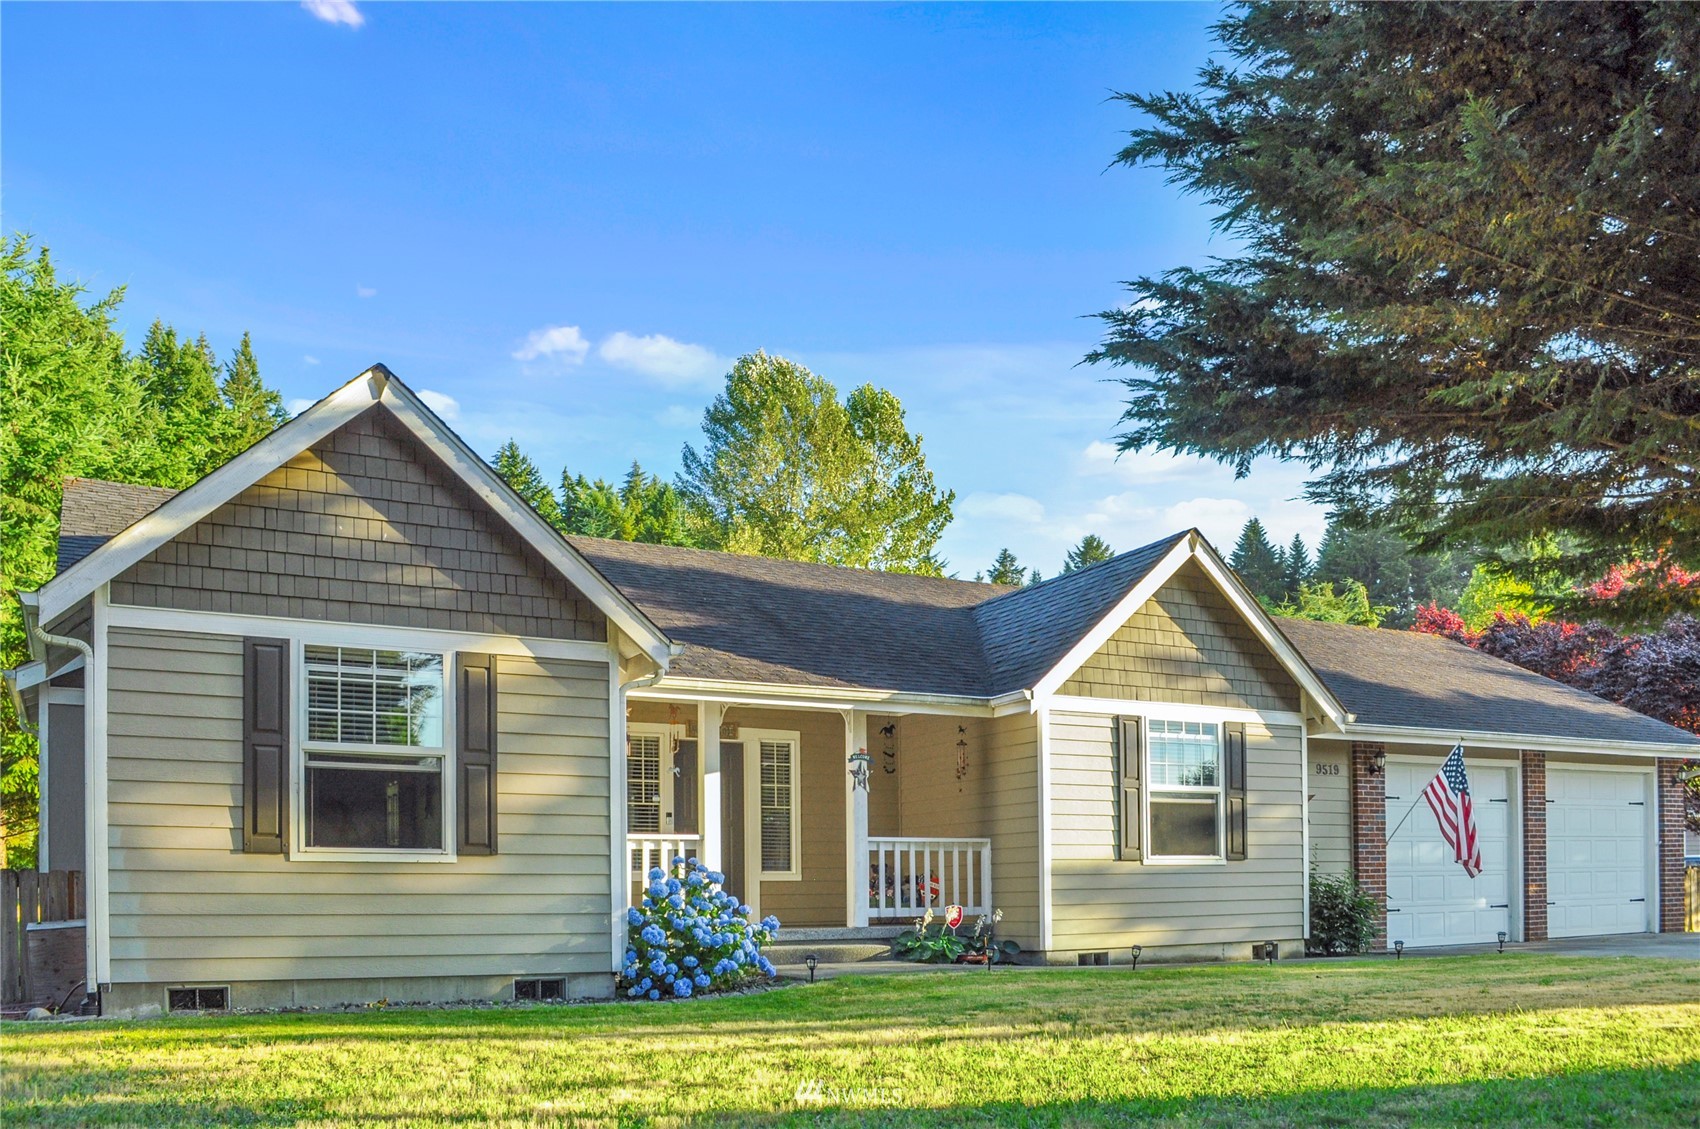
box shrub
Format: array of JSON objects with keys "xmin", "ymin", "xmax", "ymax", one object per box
[
  {"xmin": 1308, "ymin": 870, "xmax": 1379, "ymax": 955},
  {"xmin": 620, "ymin": 855, "xmax": 779, "ymax": 1000},
  {"xmin": 892, "ymin": 907, "xmax": 1020, "ymax": 964}
]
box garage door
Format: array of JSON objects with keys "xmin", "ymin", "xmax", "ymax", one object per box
[
  {"xmin": 1386, "ymin": 761, "xmax": 1511, "ymax": 948},
  {"xmin": 1547, "ymin": 768, "xmax": 1651, "ymax": 938}
]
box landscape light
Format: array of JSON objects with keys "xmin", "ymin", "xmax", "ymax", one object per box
[
  {"xmin": 1393, "ymin": 940, "xmax": 1404, "ymax": 960},
  {"xmin": 1130, "ymin": 945, "xmax": 1142, "ymax": 972},
  {"xmin": 1496, "ymin": 932, "xmax": 1507, "ymax": 954},
  {"xmin": 1264, "ymin": 941, "xmax": 1278, "ymax": 965},
  {"xmin": 804, "ymin": 954, "xmax": 819, "ymax": 983}
]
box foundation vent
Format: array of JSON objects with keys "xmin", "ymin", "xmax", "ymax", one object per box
[
  {"xmin": 514, "ymin": 977, "xmax": 567, "ymax": 1001},
  {"xmin": 167, "ymin": 986, "xmax": 229, "ymax": 1012}
]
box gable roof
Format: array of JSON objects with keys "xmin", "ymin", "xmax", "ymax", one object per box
[
  {"xmin": 33, "ymin": 367, "xmax": 675, "ymax": 666},
  {"xmin": 569, "ymin": 537, "xmax": 1005, "ymax": 696},
  {"xmin": 1275, "ymin": 616, "xmax": 1700, "ymax": 750},
  {"xmin": 972, "ymin": 533, "xmax": 1185, "ymax": 695}
]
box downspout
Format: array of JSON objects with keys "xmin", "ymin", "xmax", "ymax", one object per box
[{"xmin": 24, "ymin": 598, "xmax": 100, "ymax": 1013}]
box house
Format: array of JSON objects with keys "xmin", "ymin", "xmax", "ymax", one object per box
[{"xmin": 7, "ymin": 365, "xmax": 1694, "ymax": 1017}]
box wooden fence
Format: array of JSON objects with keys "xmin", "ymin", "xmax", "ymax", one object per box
[{"xmin": 3, "ymin": 870, "xmax": 84, "ymax": 1006}]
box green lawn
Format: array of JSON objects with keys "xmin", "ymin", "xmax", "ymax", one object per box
[{"xmin": 4, "ymin": 955, "xmax": 1699, "ymax": 1126}]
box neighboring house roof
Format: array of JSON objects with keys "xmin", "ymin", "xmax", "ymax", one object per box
[
  {"xmin": 1275, "ymin": 617, "xmax": 1700, "ymax": 748},
  {"xmin": 569, "ymin": 537, "xmax": 1007, "ymax": 696},
  {"xmin": 56, "ymin": 478, "xmax": 180, "ymax": 573}
]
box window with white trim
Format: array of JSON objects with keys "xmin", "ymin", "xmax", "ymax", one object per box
[
  {"xmin": 757, "ymin": 737, "xmax": 798, "ymax": 875},
  {"xmin": 627, "ymin": 731, "xmax": 664, "ymax": 834},
  {"xmin": 302, "ymin": 646, "xmax": 446, "ymax": 851},
  {"xmin": 1146, "ymin": 719, "xmax": 1222, "ymax": 859}
]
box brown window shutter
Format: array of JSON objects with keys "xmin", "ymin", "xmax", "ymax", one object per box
[
  {"xmin": 457, "ymin": 653, "xmax": 499, "ymax": 855},
  {"xmin": 1225, "ymin": 721, "xmax": 1248, "ymax": 861},
  {"xmin": 242, "ymin": 637, "xmax": 290, "ymax": 854},
  {"xmin": 673, "ymin": 739, "xmax": 699, "ymax": 837},
  {"xmin": 1115, "ymin": 717, "xmax": 1142, "ymax": 861},
  {"xmin": 720, "ymin": 742, "xmax": 746, "ymax": 898}
]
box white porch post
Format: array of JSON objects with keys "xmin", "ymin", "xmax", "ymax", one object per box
[
  {"xmin": 845, "ymin": 709, "xmax": 870, "ymax": 927},
  {"xmin": 698, "ymin": 700, "xmax": 723, "ymax": 872}
]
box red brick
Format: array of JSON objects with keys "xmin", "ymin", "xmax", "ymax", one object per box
[
  {"xmin": 1521, "ymin": 751, "xmax": 1547, "ymax": 942},
  {"xmin": 1351, "ymin": 742, "xmax": 1389, "ymax": 950}
]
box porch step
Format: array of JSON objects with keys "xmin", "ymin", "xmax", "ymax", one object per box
[
  {"xmin": 766, "ymin": 939, "xmax": 894, "ymax": 964},
  {"xmin": 777, "ymin": 926, "xmax": 906, "ymax": 942}
]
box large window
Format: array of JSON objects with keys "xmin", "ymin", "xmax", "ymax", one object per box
[
  {"xmin": 627, "ymin": 731, "xmax": 664, "ymax": 834},
  {"xmin": 1146, "ymin": 719, "xmax": 1222, "ymax": 859},
  {"xmin": 302, "ymin": 646, "xmax": 446, "ymax": 852},
  {"xmin": 755, "ymin": 736, "xmax": 799, "ymax": 877}
]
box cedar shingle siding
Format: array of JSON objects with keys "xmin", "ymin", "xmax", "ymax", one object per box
[
  {"xmin": 110, "ymin": 408, "xmax": 606, "ymax": 640},
  {"xmin": 1060, "ymin": 561, "xmax": 1300, "ymax": 712}
]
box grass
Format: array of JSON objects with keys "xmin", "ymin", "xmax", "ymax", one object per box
[{"xmin": 4, "ymin": 955, "xmax": 1699, "ymax": 1126}]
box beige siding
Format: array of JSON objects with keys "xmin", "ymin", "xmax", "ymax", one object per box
[
  {"xmin": 895, "ymin": 713, "xmax": 985, "ymax": 841},
  {"xmin": 1049, "ymin": 710, "xmax": 1305, "ymax": 952},
  {"xmin": 727, "ymin": 707, "xmax": 846, "ymax": 929},
  {"xmin": 105, "ymin": 627, "xmax": 613, "ymax": 986},
  {"xmin": 110, "ymin": 407, "xmax": 605, "ymax": 641},
  {"xmin": 866, "ymin": 712, "xmax": 900, "ymax": 838},
  {"xmin": 982, "ymin": 711, "xmax": 1041, "ymax": 946},
  {"xmin": 1060, "ymin": 561, "xmax": 1299, "ymax": 712},
  {"xmin": 1307, "ymin": 738, "xmax": 1352, "ymax": 875}
]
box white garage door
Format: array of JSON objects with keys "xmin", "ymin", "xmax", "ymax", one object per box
[
  {"xmin": 1548, "ymin": 768, "xmax": 1651, "ymax": 938},
  {"xmin": 1386, "ymin": 761, "xmax": 1511, "ymax": 948}
]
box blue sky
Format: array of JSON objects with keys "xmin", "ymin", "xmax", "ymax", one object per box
[{"xmin": 4, "ymin": 1, "xmax": 1326, "ymax": 576}]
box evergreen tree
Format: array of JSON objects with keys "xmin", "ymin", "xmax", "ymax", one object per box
[
  {"xmin": 1027, "ymin": 569, "xmax": 1044, "ymax": 587},
  {"xmin": 985, "ymin": 548, "xmax": 1026, "ymax": 586},
  {"xmin": 135, "ymin": 321, "xmax": 225, "ymax": 483},
  {"xmin": 560, "ymin": 462, "xmax": 698, "ymax": 547},
  {"xmin": 1280, "ymin": 533, "xmax": 1311, "ymax": 598},
  {"xmin": 217, "ymin": 331, "xmax": 286, "ymax": 456},
  {"xmin": 1228, "ymin": 518, "xmax": 1284, "ymax": 601},
  {"xmin": 492, "ymin": 439, "xmax": 562, "ymax": 529},
  {"xmin": 1089, "ymin": 2, "xmax": 1700, "ymax": 622},
  {"xmin": 1266, "ymin": 580, "xmax": 1387, "ymax": 628},
  {"xmin": 1063, "ymin": 534, "xmax": 1114, "ymax": 574}
]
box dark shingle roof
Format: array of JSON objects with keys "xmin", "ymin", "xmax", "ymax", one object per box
[
  {"xmin": 569, "ymin": 536, "xmax": 1007, "ymax": 695},
  {"xmin": 1275, "ymin": 617, "xmax": 1700, "ymax": 747},
  {"xmin": 972, "ymin": 533, "xmax": 1185, "ymax": 695},
  {"xmin": 55, "ymin": 478, "xmax": 180, "ymax": 574}
]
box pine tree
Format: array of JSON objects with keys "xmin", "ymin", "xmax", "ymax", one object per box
[
  {"xmin": 985, "ymin": 548, "xmax": 1026, "ymax": 586},
  {"xmin": 135, "ymin": 321, "xmax": 225, "ymax": 483},
  {"xmin": 1063, "ymin": 534, "xmax": 1114, "ymax": 574},
  {"xmin": 1281, "ymin": 533, "xmax": 1312, "ymax": 598},
  {"xmin": 492, "ymin": 440, "xmax": 562, "ymax": 529},
  {"xmin": 217, "ymin": 332, "xmax": 286, "ymax": 457},
  {"xmin": 1228, "ymin": 518, "xmax": 1284, "ymax": 601}
]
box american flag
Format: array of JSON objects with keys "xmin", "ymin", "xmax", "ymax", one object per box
[{"xmin": 1423, "ymin": 742, "xmax": 1482, "ymax": 878}]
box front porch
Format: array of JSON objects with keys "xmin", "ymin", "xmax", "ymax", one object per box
[{"xmin": 623, "ymin": 698, "xmax": 1010, "ymax": 929}]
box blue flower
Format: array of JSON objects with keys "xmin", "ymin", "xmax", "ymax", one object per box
[
  {"xmin": 666, "ymin": 878, "xmax": 683, "ymax": 895},
  {"xmin": 648, "ymin": 867, "xmax": 665, "ymax": 882},
  {"xmin": 761, "ymin": 915, "xmax": 781, "ymax": 934},
  {"xmin": 674, "ymin": 978, "xmax": 693, "ymax": 998},
  {"xmin": 668, "ymin": 894, "xmax": 685, "ymax": 910},
  {"xmin": 687, "ymin": 855, "xmax": 700, "ymax": 867},
  {"xmin": 682, "ymin": 955, "xmax": 699, "ymax": 968},
  {"xmin": 739, "ymin": 904, "xmax": 752, "ymax": 915},
  {"xmin": 694, "ymin": 973, "xmax": 711, "ymax": 989},
  {"xmin": 648, "ymin": 882, "xmax": 669, "ymax": 901},
  {"xmin": 640, "ymin": 977, "xmax": 653, "ymax": 991},
  {"xmin": 640, "ymin": 924, "xmax": 666, "ymax": 947},
  {"xmin": 666, "ymin": 962, "xmax": 679, "ymax": 976},
  {"xmin": 756, "ymin": 956, "xmax": 775, "ymax": 976},
  {"xmin": 626, "ymin": 908, "xmax": 643, "ymax": 927},
  {"xmin": 672, "ymin": 855, "xmax": 686, "ymax": 866},
  {"xmin": 648, "ymin": 988, "xmax": 661, "ymax": 1000},
  {"xmin": 627, "ymin": 985, "xmax": 643, "ymax": 997}
]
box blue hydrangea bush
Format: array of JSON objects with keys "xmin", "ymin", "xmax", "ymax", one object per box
[{"xmin": 621, "ymin": 855, "xmax": 780, "ymax": 1000}]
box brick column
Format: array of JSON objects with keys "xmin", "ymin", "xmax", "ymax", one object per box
[
  {"xmin": 1351, "ymin": 742, "xmax": 1388, "ymax": 950},
  {"xmin": 1520, "ymin": 751, "xmax": 1547, "ymax": 942},
  {"xmin": 1657, "ymin": 760, "xmax": 1688, "ymax": 934}
]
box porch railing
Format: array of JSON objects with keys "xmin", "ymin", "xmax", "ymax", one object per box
[
  {"xmin": 868, "ymin": 837, "xmax": 991, "ymax": 919},
  {"xmin": 627, "ymin": 835, "xmax": 704, "ymax": 905}
]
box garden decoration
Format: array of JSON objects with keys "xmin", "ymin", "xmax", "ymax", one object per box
[
  {"xmin": 848, "ymin": 748, "xmax": 872, "ymax": 791},
  {"xmin": 620, "ymin": 855, "xmax": 779, "ymax": 1000},
  {"xmin": 892, "ymin": 907, "xmax": 1019, "ymax": 965}
]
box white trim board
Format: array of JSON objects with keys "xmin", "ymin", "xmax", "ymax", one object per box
[
  {"xmin": 35, "ymin": 366, "xmax": 676, "ymax": 669},
  {"xmin": 1050, "ymin": 695, "xmax": 1303, "ymax": 728},
  {"xmin": 105, "ymin": 603, "xmax": 614, "ymax": 666},
  {"xmin": 1336, "ymin": 723, "xmax": 1699, "ymax": 759},
  {"xmin": 632, "ymin": 678, "xmax": 1025, "ymax": 717}
]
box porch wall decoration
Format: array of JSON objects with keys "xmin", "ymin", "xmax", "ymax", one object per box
[
  {"xmin": 848, "ymin": 749, "xmax": 872, "ymax": 791},
  {"xmin": 880, "ymin": 721, "xmax": 897, "ymax": 773},
  {"xmin": 955, "ymin": 725, "xmax": 970, "ymax": 780}
]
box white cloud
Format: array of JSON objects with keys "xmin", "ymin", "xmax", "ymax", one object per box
[
  {"xmin": 286, "ymin": 398, "xmax": 316, "ymax": 417},
  {"xmin": 302, "ymin": 355, "xmax": 321, "ymax": 366},
  {"xmin": 356, "ymin": 286, "xmax": 377, "ymax": 299},
  {"xmin": 302, "ymin": 0, "xmax": 364, "ymax": 28},
  {"xmin": 417, "ymin": 389, "xmax": 460, "ymax": 422},
  {"xmin": 598, "ymin": 332, "xmax": 725, "ymax": 388},
  {"xmin": 959, "ymin": 492, "xmax": 1046, "ymax": 525},
  {"xmin": 1159, "ymin": 496, "xmax": 1254, "ymax": 549},
  {"xmin": 513, "ymin": 324, "xmax": 591, "ymax": 365},
  {"xmin": 1077, "ymin": 440, "xmax": 1203, "ymax": 483},
  {"xmin": 655, "ymin": 404, "xmax": 698, "ymax": 429}
]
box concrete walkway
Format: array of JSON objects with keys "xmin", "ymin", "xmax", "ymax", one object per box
[{"xmin": 775, "ymin": 931, "xmax": 1697, "ymax": 981}]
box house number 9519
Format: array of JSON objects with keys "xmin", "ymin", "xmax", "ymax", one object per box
[{"xmin": 1314, "ymin": 763, "xmax": 1342, "ymax": 776}]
